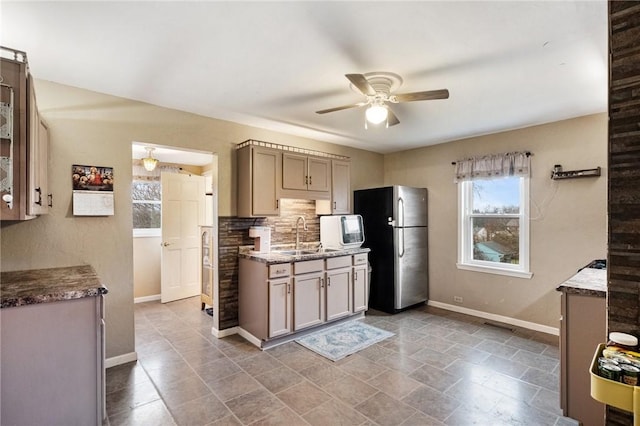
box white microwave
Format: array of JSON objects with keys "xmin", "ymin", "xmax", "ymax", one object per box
[{"xmin": 320, "ymin": 215, "xmax": 365, "ymax": 249}]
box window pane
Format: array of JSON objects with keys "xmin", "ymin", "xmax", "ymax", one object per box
[
  {"xmin": 472, "ymin": 177, "xmax": 520, "ymax": 214},
  {"xmin": 472, "ymin": 217, "xmax": 520, "ymax": 264},
  {"xmin": 132, "ymin": 181, "xmax": 161, "ymax": 201},
  {"xmin": 133, "ymin": 203, "xmax": 161, "ymax": 229}
]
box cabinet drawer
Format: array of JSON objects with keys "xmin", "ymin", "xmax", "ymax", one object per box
[
  {"xmin": 353, "ymin": 253, "xmax": 368, "ymax": 266},
  {"xmin": 326, "ymin": 256, "xmax": 352, "ymax": 270},
  {"xmin": 293, "ymin": 259, "xmax": 324, "ymax": 275},
  {"xmin": 269, "ymin": 263, "xmax": 291, "ymax": 278}
]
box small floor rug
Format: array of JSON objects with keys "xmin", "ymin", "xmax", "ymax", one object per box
[{"xmin": 295, "ymin": 320, "xmax": 394, "ymax": 361}]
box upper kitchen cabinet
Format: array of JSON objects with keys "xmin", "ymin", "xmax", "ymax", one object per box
[
  {"xmin": 236, "ymin": 140, "xmax": 350, "ymax": 217},
  {"xmin": 1, "ymin": 47, "xmax": 50, "ymax": 221},
  {"xmin": 237, "ymin": 143, "xmax": 281, "ymax": 217},
  {"xmin": 27, "ymin": 75, "xmax": 50, "ymax": 216},
  {"xmin": 316, "ymin": 159, "xmax": 351, "ymax": 215},
  {"xmin": 282, "ymin": 153, "xmax": 330, "ymax": 193}
]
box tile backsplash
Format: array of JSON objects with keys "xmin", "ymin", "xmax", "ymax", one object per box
[{"xmin": 217, "ymin": 199, "xmax": 320, "ymax": 329}]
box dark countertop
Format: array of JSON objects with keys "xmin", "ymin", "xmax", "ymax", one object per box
[
  {"xmin": 556, "ymin": 267, "xmax": 606, "ymax": 297},
  {"xmin": 0, "ymin": 265, "xmax": 108, "ymax": 309},
  {"xmin": 239, "ymin": 244, "xmax": 370, "ymax": 265}
]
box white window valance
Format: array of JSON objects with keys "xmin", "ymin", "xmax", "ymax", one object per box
[{"xmin": 454, "ymin": 151, "xmax": 530, "ymax": 183}]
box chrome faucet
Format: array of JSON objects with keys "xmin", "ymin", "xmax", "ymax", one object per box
[{"xmin": 295, "ymin": 216, "xmax": 308, "ymax": 250}]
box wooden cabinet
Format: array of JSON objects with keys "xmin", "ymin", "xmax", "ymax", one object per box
[
  {"xmin": 269, "ymin": 277, "xmax": 292, "ymax": 338},
  {"xmin": 239, "ymin": 259, "xmax": 292, "ymax": 340},
  {"xmin": 325, "ymin": 256, "xmax": 352, "ymax": 321},
  {"xmin": 0, "ymin": 48, "xmax": 50, "ymax": 221},
  {"xmin": 316, "ymin": 159, "xmax": 351, "ymax": 215},
  {"xmin": 237, "ymin": 141, "xmax": 350, "ymax": 217},
  {"xmin": 1, "ymin": 295, "xmax": 105, "ymax": 425},
  {"xmin": 237, "ymin": 145, "xmax": 281, "ymax": 217},
  {"xmin": 331, "ymin": 160, "xmax": 351, "ymax": 214},
  {"xmin": 353, "ymin": 254, "xmax": 368, "ymax": 313},
  {"xmin": 282, "ymin": 153, "xmax": 330, "ymax": 192},
  {"xmin": 239, "ymin": 252, "xmax": 368, "ymax": 348},
  {"xmin": 293, "ymin": 260, "xmax": 325, "ymax": 330},
  {"xmin": 27, "ymin": 76, "xmax": 50, "ymax": 216},
  {"xmin": 559, "ymin": 289, "xmax": 606, "ymax": 425}
]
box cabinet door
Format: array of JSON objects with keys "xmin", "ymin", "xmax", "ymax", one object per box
[
  {"xmin": 282, "ymin": 153, "xmax": 307, "ymax": 190},
  {"xmin": 27, "ymin": 119, "xmax": 49, "ymax": 216},
  {"xmin": 269, "ymin": 277, "xmax": 292, "ymax": 338},
  {"xmin": 353, "ymin": 264, "xmax": 368, "ymax": 313},
  {"xmin": 326, "ymin": 267, "xmax": 352, "ymax": 321},
  {"xmin": 307, "ymin": 157, "xmax": 330, "ymax": 192},
  {"xmin": 252, "ymin": 147, "xmax": 280, "ymax": 216},
  {"xmin": 331, "ymin": 160, "xmax": 351, "ymax": 214},
  {"xmin": 293, "ymin": 272, "xmax": 324, "ymax": 330}
]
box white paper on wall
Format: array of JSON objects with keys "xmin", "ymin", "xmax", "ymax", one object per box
[{"xmin": 73, "ymin": 190, "xmax": 114, "ymax": 216}]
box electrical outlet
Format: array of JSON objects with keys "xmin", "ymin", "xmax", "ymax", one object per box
[{"xmin": 453, "ymin": 296, "xmax": 463, "ymax": 303}]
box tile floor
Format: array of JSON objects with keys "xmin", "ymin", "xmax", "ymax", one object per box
[{"xmin": 106, "ymin": 297, "xmax": 579, "ymax": 426}]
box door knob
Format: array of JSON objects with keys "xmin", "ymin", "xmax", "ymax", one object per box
[{"xmin": 161, "ymin": 242, "xmax": 171, "ymax": 247}]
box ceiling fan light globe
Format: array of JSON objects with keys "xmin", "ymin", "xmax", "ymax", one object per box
[{"xmin": 366, "ymin": 105, "xmax": 388, "ymax": 124}]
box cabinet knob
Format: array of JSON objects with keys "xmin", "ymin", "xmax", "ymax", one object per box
[
  {"xmin": 2, "ymin": 194, "xmax": 13, "ymax": 209},
  {"xmin": 161, "ymin": 242, "xmax": 171, "ymax": 247}
]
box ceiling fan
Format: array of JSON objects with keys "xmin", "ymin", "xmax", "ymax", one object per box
[{"xmin": 316, "ymin": 72, "xmax": 449, "ymax": 128}]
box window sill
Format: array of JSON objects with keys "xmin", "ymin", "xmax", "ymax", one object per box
[
  {"xmin": 133, "ymin": 229, "xmax": 161, "ymax": 238},
  {"xmin": 456, "ymin": 263, "xmax": 533, "ymax": 279}
]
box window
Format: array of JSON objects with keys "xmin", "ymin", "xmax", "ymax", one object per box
[
  {"xmin": 458, "ymin": 175, "xmax": 531, "ymax": 278},
  {"xmin": 132, "ymin": 180, "xmax": 161, "ymax": 237}
]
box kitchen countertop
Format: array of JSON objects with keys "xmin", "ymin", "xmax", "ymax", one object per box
[
  {"xmin": 239, "ymin": 244, "xmax": 370, "ymax": 265},
  {"xmin": 0, "ymin": 265, "xmax": 108, "ymax": 309},
  {"xmin": 556, "ymin": 267, "xmax": 606, "ymax": 297}
]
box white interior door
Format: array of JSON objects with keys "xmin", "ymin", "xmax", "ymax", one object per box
[{"xmin": 161, "ymin": 172, "xmax": 205, "ymax": 303}]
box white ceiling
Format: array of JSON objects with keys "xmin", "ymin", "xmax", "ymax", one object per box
[{"xmin": 2, "ymin": 1, "xmax": 608, "ymax": 154}]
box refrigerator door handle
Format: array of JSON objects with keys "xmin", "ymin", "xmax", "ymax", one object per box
[
  {"xmin": 398, "ymin": 196, "xmax": 404, "ymax": 227},
  {"xmin": 398, "ymin": 227, "xmax": 405, "ymax": 257}
]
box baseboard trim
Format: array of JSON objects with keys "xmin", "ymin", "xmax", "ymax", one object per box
[
  {"xmin": 236, "ymin": 327, "xmax": 262, "ymax": 348},
  {"xmin": 134, "ymin": 294, "xmax": 161, "ymax": 304},
  {"xmin": 105, "ymin": 351, "xmax": 138, "ymax": 369},
  {"xmin": 212, "ymin": 326, "xmax": 238, "ymax": 339},
  {"xmin": 427, "ymin": 300, "xmax": 559, "ymax": 336}
]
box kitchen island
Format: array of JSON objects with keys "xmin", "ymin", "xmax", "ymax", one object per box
[
  {"xmin": 238, "ymin": 245, "xmax": 370, "ymax": 349},
  {"xmin": 0, "ymin": 265, "xmax": 108, "ymax": 426},
  {"xmin": 557, "ymin": 263, "xmax": 606, "ymax": 426}
]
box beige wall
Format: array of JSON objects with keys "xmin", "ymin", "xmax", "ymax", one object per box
[
  {"xmin": 384, "ymin": 113, "xmax": 608, "ymax": 328},
  {"xmin": 0, "ymin": 80, "xmax": 384, "ymax": 359},
  {"xmin": 133, "ymin": 236, "xmax": 161, "ymax": 298}
]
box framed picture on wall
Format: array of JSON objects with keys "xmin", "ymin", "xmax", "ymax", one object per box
[{"xmin": 72, "ymin": 164, "xmax": 114, "ymax": 192}]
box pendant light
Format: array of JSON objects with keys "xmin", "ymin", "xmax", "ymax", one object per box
[{"xmin": 142, "ymin": 147, "xmax": 158, "ymax": 171}]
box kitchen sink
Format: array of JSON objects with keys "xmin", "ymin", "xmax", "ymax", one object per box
[
  {"xmin": 273, "ymin": 250, "xmax": 315, "ymax": 256},
  {"xmin": 271, "ymin": 248, "xmax": 342, "ymax": 256}
]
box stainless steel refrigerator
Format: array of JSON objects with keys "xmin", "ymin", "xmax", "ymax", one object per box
[{"xmin": 354, "ymin": 186, "xmax": 428, "ymax": 314}]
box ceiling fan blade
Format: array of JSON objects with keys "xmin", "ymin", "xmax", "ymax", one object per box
[
  {"xmin": 394, "ymin": 89, "xmax": 450, "ymax": 103},
  {"xmin": 345, "ymin": 74, "xmax": 377, "ymax": 96},
  {"xmin": 315, "ymin": 101, "xmax": 367, "ymax": 114},
  {"xmin": 387, "ymin": 108, "xmax": 400, "ymax": 127}
]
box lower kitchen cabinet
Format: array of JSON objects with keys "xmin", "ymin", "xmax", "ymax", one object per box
[
  {"xmin": 268, "ymin": 277, "xmax": 292, "ymax": 338},
  {"xmin": 353, "ymin": 263, "xmax": 368, "ymax": 313},
  {"xmin": 0, "ymin": 267, "xmax": 106, "ymax": 426},
  {"xmin": 293, "ymin": 259, "xmax": 325, "ymax": 331},
  {"xmin": 238, "ymin": 251, "xmax": 369, "ymax": 347},
  {"xmin": 559, "ymin": 288, "xmax": 606, "ymax": 426},
  {"xmin": 326, "ymin": 256, "xmax": 352, "ymax": 321}
]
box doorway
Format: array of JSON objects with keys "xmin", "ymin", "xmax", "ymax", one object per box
[{"xmin": 131, "ymin": 142, "xmax": 218, "ymax": 317}]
